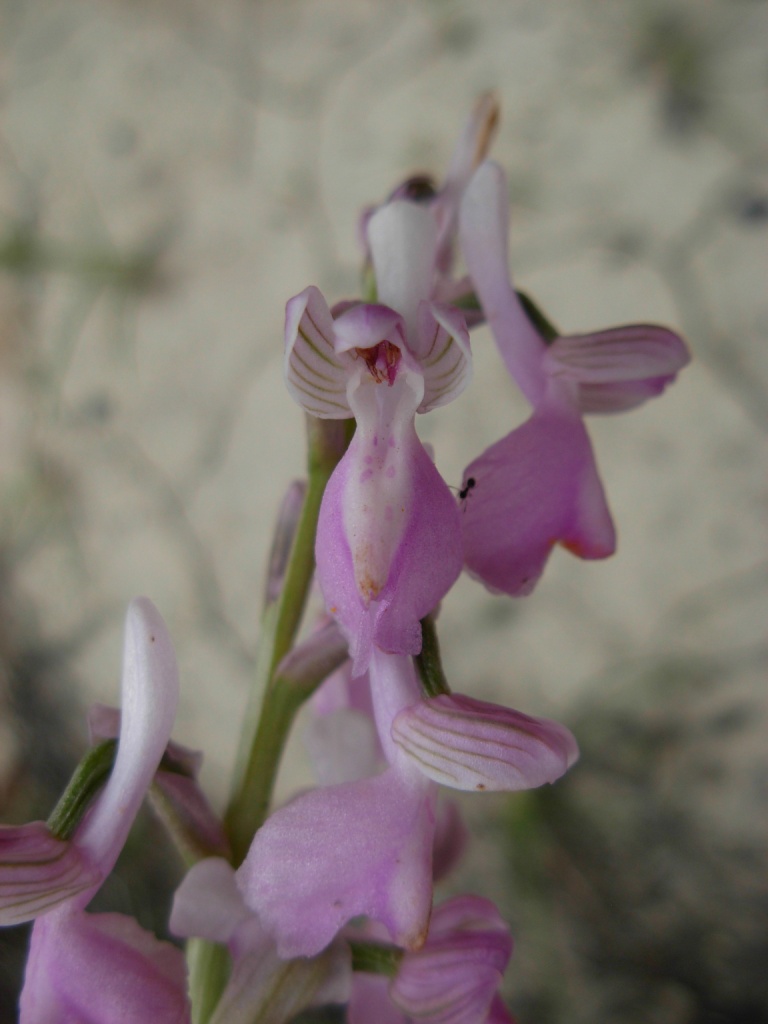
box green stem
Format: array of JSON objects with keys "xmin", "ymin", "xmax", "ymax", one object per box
[
  {"xmin": 414, "ymin": 615, "xmax": 451, "ymax": 698},
  {"xmin": 47, "ymin": 740, "xmax": 117, "ymax": 840},
  {"xmin": 190, "ymin": 418, "xmax": 349, "ymax": 1024},
  {"xmin": 349, "ymin": 939, "xmax": 404, "ymax": 977},
  {"xmin": 224, "ymin": 416, "xmax": 350, "ymax": 865},
  {"xmin": 186, "ymin": 940, "xmax": 231, "ymax": 1024}
]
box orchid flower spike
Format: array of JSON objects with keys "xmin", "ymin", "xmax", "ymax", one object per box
[
  {"xmin": 285, "ymin": 202, "xmax": 472, "ymax": 674},
  {"xmin": 0, "ymin": 599, "xmax": 191, "ymax": 1024},
  {"xmin": 457, "ymin": 160, "xmax": 691, "ymax": 596}
]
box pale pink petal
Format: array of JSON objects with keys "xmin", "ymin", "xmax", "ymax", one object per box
[
  {"xmin": 392, "ymin": 694, "xmax": 578, "ymax": 792},
  {"xmin": 170, "ymin": 857, "xmax": 251, "ymax": 948},
  {"xmin": 417, "ymin": 302, "xmax": 473, "ymax": 412},
  {"xmin": 237, "ymin": 768, "xmax": 436, "ymax": 959},
  {"xmin": 459, "ymin": 162, "xmax": 546, "ymax": 406},
  {"xmin": 284, "ymin": 286, "xmax": 352, "ymax": 419},
  {"xmin": 332, "ymin": 302, "xmax": 407, "ymax": 355},
  {"xmin": 460, "ymin": 408, "xmax": 615, "ymax": 596},
  {"xmin": 75, "ymin": 598, "xmax": 179, "ymax": 886},
  {"xmin": 316, "ymin": 422, "xmax": 462, "ymax": 674},
  {"xmin": 20, "ymin": 909, "xmax": 190, "ymax": 1024},
  {"xmin": 368, "ymin": 201, "xmax": 438, "ymax": 338},
  {"xmin": 0, "ymin": 823, "xmax": 98, "ymax": 926},
  {"xmin": 544, "ymin": 324, "xmax": 690, "ymax": 385}
]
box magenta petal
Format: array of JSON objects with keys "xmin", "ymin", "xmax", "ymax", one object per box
[
  {"xmin": 460, "ymin": 408, "xmax": 616, "ymax": 596},
  {"xmin": 373, "ymin": 439, "xmax": 463, "ymax": 656},
  {"xmin": 20, "ymin": 909, "xmax": 189, "ymax": 1024},
  {"xmin": 392, "ymin": 694, "xmax": 578, "ymax": 792},
  {"xmin": 316, "ymin": 433, "xmax": 462, "ymax": 673},
  {"xmin": 0, "ymin": 823, "xmax": 98, "ymax": 926},
  {"xmin": 237, "ymin": 768, "xmax": 436, "ymax": 958}
]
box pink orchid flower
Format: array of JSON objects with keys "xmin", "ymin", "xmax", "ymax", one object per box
[
  {"xmin": 457, "ymin": 160, "xmax": 691, "ymax": 596},
  {"xmin": 284, "ymin": 201, "xmax": 472, "ymax": 675}
]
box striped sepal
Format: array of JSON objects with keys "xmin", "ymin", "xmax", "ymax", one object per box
[
  {"xmin": 0, "ymin": 822, "xmax": 98, "ymax": 925},
  {"xmin": 417, "ymin": 302, "xmax": 472, "ymax": 413},
  {"xmin": 284, "ymin": 286, "xmax": 352, "ymax": 419}
]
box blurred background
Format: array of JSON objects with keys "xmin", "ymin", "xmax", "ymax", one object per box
[{"xmin": 1, "ymin": 0, "xmax": 766, "ymax": 1020}]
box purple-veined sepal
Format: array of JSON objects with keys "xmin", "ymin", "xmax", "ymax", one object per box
[{"xmin": 392, "ymin": 693, "xmax": 578, "ymax": 792}]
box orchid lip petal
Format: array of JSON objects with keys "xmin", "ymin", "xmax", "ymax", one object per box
[
  {"xmin": 284, "ymin": 286, "xmax": 352, "ymax": 419},
  {"xmin": 237, "ymin": 767, "xmax": 436, "ymax": 959},
  {"xmin": 392, "ymin": 693, "xmax": 579, "ymax": 792}
]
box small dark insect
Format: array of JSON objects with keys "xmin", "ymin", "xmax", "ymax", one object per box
[{"xmin": 459, "ymin": 476, "xmax": 476, "ymax": 501}]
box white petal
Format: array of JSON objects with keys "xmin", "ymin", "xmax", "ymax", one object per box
[
  {"xmin": 76, "ymin": 598, "xmax": 179, "ymax": 878},
  {"xmin": 368, "ymin": 201, "xmax": 438, "ymax": 337}
]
